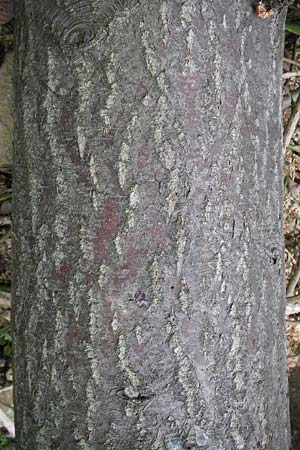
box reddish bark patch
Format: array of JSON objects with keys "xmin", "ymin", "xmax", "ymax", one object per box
[
  {"xmin": 137, "ymin": 144, "xmax": 150, "ymax": 169},
  {"xmin": 83, "ymin": 272, "xmax": 97, "ymax": 287},
  {"xmin": 145, "ymin": 222, "xmax": 166, "ymax": 243},
  {"xmin": 57, "ymin": 262, "xmax": 72, "ymax": 282},
  {"xmin": 93, "ymin": 197, "xmax": 118, "ymax": 263}
]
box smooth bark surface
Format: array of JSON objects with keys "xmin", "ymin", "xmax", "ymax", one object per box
[{"xmin": 13, "ymin": 1, "xmax": 290, "ymax": 449}]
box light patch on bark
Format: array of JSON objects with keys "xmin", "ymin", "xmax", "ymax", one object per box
[
  {"xmin": 80, "ymin": 224, "xmax": 93, "ymax": 261},
  {"xmin": 141, "ymin": 25, "xmax": 160, "ymax": 77},
  {"xmin": 86, "ymin": 289, "xmax": 101, "ymax": 387},
  {"xmin": 119, "ymin": 142, "xmax": 130, "ymax": 190},
  {"xmin": 89, "ymin": 154, "xmax": 97, "ymax": 186},
  {"xmin": 106, "ymin": 82, "xmax": 118, "ymax": 110},
  {"xmin": 262, "ymin": 110, "xmax": 270, "ymax": 188},
  {"xmin": 214, "ymin": 252, "xmax": 224, "ymax": 284},
  {"xmin": 239, "ymin": 33, "xmax": 252, "ymax": 118},
  {"xmin": 160, "ymin": 143, "xmax": 175, "ymax": 170},
  {"xmin": 164, "ymin": 436, "xmax": 184, "ymax": 450},
  {"xmin": 222, "ymin": 14, "xmax": 227, "ymax": 29},
  {"xmin": 208, "ymin": 18, "xmax": 218, "ymax": 44},
  {"xmin": 134, "ymin": 325, "xmax": 143, "ymax": 345},
  {"xmin": 68, "ymin": 281, "xmax": 79, "ymax": 319},
  {"xmin": 167, "ymin": 318, "xmax": 196, "ymax": 419},
  {"xmin": 154, "ymin": 95, "xmax": 168, "ymax": 144},
  {"xmin": 176, "ymin": 218, "xmax": 187, "ymax": 276},
  {"xmin": 185, "ymin": 29, "xmax": 197, "ymax": 74},
  {"xmin": 142, "ymin": 93, "xmax": 151, "ymax": 107},
  {"xmin": 119, "ymin": 114, "xmax": 137, "ymax": 189},
  {"xmin": 100, "ymin": 51, "xmax": 119, "ymax": 128},
  {"xmin": 125, "ymin": 184, "xmax": 139, "ymax": 228},
  {"xmin": 73, "ymin": 427, "xmax": 89, "ymax": 450},
  {"xmin": 253, "ymin": 122, "xmax": 260, "ymax": 190},
  {"xmin": 153, "ymin": 429, "xmax": 166, "ymax": 450},
  {"xmin": 230, "ymin": 418, "xmax": 245, "ymax": 450},
  {"xmin": 117, "ymin": 334, "xmax": 140, "ymax": 388},
  {"xmin": 126, "ymin": 207, "xmax": 135, "ymax": 228},
  {"xmin": 89, "ymin": 154, "xmax": 100, "ymax": 210},
  {"xmin": 226, "ymin": 324, "xmax": 247, "ymax": 450},
  {"xmin": 234, "ymin": 4, "xmax": 242, "ymax": 29},
  {"xmin": 86, "ymin": 379, "xmax": 97, "ymax": 436},
  {"xmin": 107, "ymin": 51, "xmax": 116, "ymax": 85},
  {"xmin": 159, "ymin": 1, "xmax": 169, "ymax": 44},
  {"xmin": 77, "ymin": 130, "xmax": 86, "ymax": 158},
  {"xmin": 149, "ymin": 255, "xmax": 162, "ymax": 305},
  {"xmin": 157, "ymin": 71, "xmax": 167, "ymax": 92},
  {"xmin": 76, "ymin": 60, "xmax": 91, "ymax": 158},
  {"xmin": 54, "ymin": 309, "xmax": 65, "ymax": 354},
  {"xmin": 114, "ymin": 233, "xmax": 123, "ymax": 258},
  {"xmin": 259, "ymin": 412, "xmax": 269, "ymax": 450},
  {"xmin": 179, "ymin": 277, "xmax": 189, "ymax": 314},
  {"xmin": 50, "ymin": 366, "xmax": 63, "ymax": 428},
  {"xmin": 129, "ymin": 184, "xmax": 139, "ymax": 206},
  {"xmin": 111, "ymin": 312, "xmax": 119, "ymax": 332},
  {"xmin": 166, "ymin": 169, "xmax": 179, "ymax": 217},
  {"xmin": 180, "ymin": 0, "xmax": 196, "ymax": 28},
  {"xmin": 98, "ymin": 264, "xmax": 107, "ymax": 288},
  {"xmin": 214, "ymin": 52, "xmax": 222, "ymax": 105}
]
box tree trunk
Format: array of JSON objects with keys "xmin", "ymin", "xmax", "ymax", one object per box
[{"xmin": 12, "ymin": 1, "xmax": 290, "ymax": 449}]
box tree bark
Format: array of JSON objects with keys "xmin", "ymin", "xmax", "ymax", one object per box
[{"xmin": 13, "ymin": 1, "xmax": 290, "ymax": 449}]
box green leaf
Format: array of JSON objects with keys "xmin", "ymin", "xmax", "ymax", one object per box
[
  {"xmin": 288, "ymin": 144, "xmax": 300, "ymax": 153},
  {"xmin": 286, "ymin": 23, "xmax": 300, "ymax": 36},
  {"xmin": 291, "ymin": 344, "xmax": 300, "ymax": 355},
  {"xmin": 0, "ymin": 435, "xmax": 9, "ymax": 446},
  {"xmin": 3, "ymin": 345, "xmax": 11, "ymax": 356}
]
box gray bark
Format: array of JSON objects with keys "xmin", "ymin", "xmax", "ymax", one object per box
[{"xmin": 12, "ymin": 1, "xmax": 290, "ymax": 449}]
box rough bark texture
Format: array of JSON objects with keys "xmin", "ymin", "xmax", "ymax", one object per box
[{"xmin": 13, "ymin": 1, "xmax": 290, "ymax": 449}]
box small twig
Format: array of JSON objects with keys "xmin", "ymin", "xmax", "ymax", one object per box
[
  {"xmin": 283, "ymin": 72, "xmax": 300, "ymax": 79},
  {"xmin": 287, "ymin": 294, "xmax": 300, "ymax": 305},
  {"xmin": 283, "ymin": 93, "xmax": 300, "ymax": 152},
  {"xmin": 287, "ymin": 256, "xmax": 300, "ymax": 297},
  {"xmin": 0, "ymin": 291, "xmax": 10, "ymax": 300},
  {"xmin": 284, "ymin": 57, "xmax": 300, "ymax": 68}
]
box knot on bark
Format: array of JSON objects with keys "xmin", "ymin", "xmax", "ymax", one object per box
[{"xmin": 35, "ymin": 0, "xmax": 127, "ymax": 47}]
